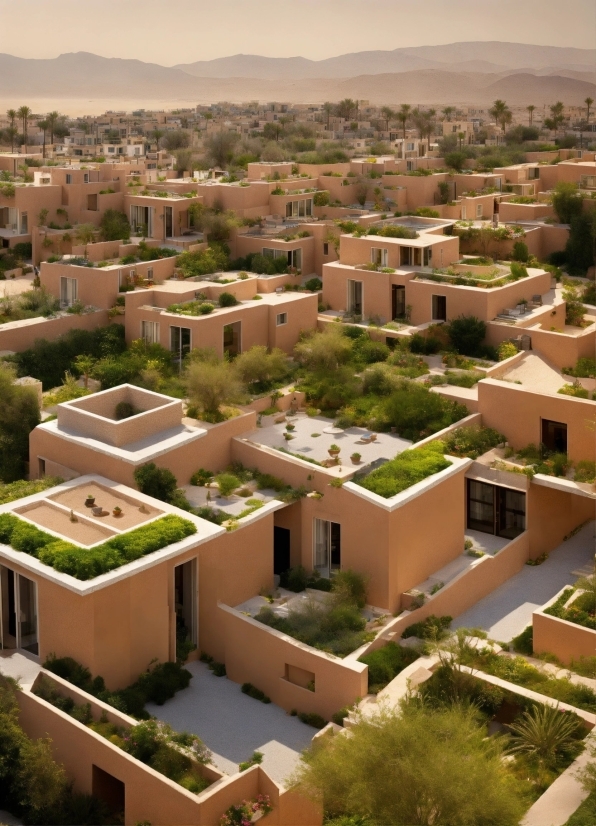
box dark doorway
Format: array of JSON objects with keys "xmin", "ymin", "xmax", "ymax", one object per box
[
  {"xmin": 223, "ymin": 322, "xmax": 241, "ymax": 358},
  {"xmin": 274, "ymin": 527, "xmax": 291, "ymax": 576},
  {"xmin": 392, "ymin": 285, "xmax": 405, "ymax": 320},
  {"xmin": 542, "ymin": 419, "xmax": 567, "ymax": 454},
  {"xmin": 467, "ymin": 480, "xmax": 525, "ymax": 539},
  {"xmin": 92, "ymin": 766, "xmax": 125, "ymax": 819},
  {"xmin": 497, "ymin": 487, "xmax": 526, "ymax": 539},
  {"xmin": 432, "ymin": 294, "xmax": 447, "ymax": 321},
  {"xmin": 164, "ymin": 206, "xmax": 173, "ymax": 238}
]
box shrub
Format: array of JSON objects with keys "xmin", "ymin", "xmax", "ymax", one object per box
[
  {"xmin": 190, "ymin": 468, "xmax": 213, "ymax": 486},
  {"xmin": 498, "ymin": 341, "xmax": 519, "ymax": 361},
  {"xmin": 510, "ymin": 262, "xmax": 529, "ymax": 280},
  {"xmin": 359, "ymin": 642, "xmax": 419, "ymax": 693},
  {"xmin": 512, "ymin": 241, "xmax": 529, "ymax": 262},
  {"xmin": 552, "ymin": 182, "xmax": 583, "ymax": 225},
  {"xmin": 298, "ymin": 712, "xmax": 327, "ymax": 728},
  {"xmin": 241, "ymin": 683, "xmax": 271, "ymax": 703},
  {"xmin": 280, "ymin": 565, "xmax": 309, "ymax": 592},
  {"xmin": 304, "ymin": 277, "xmax": 322, "ymax": 292},
  {"xmin": 215, "ymin": 472, "xmax": 240, "ymax": 497},
  {"xmin": 443, "ymin": 426, "xmax": 504, "ymax": 459},
  {"xmin": 218, "ymin": 291, "xmax": 238, "ymax": 307},
  {"xmin": 512, "ymin": 625, "xmax": 533, "ymax": 655},
  {"xmin": 402, "ymin": 615, "xmax": 452, "ymax": 640},
  {"xmin": 380, "ymin": 383, "xmax": 467, "ymax": 441},
  {"xmin": 134, "ymin": 462, "xmax": 178, "ymax": 503},
  {"xmin": 114, "ymin": 400, "xmax": 136, "ymax": 420},
  {"xmin": 447, "ymin": 315, "xmax": 487, "ymax": 356},
  {"xmin": 409, "ymin": 333, "xmax": 441, "ymax": 355}
]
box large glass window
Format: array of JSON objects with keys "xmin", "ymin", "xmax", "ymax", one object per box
[
  {"xmin": 371, "ymin": 247, "xmax": 388, "ymax": 267},
  {"xmin": 1, "ymin": 566, "xmax": 38, "ymax": 655},
  {"xmin": 347, "ymin": 280, "xmax": 363, "ymax": 314},
  {"xmin": 170, "ymin": 326, "xmax": 191, "ymax": 360},
  {"xmin": 313, "ymin": 519, "xmax": 341, "ymax": 578},
  {"xmin": 467, "ymin": 480, "xmax": 526, "ymax": 539},
  {"xmin": 141, "ymin": 320, "xmax": 160, "ymax": 345},
  {"xmin": 60, "ymin": 276, "xmax": 78, "ymax": 308}
]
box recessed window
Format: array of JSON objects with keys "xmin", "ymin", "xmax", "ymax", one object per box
[
  {"xmin": 323, "ymin": 242, "xmax": 329, "ymax": 255},
  {"xmin": 371, "ymin": 247, "xmax": 388, "ymax": 267},
  {"xmin": 65, "ymin": 173, "xmax": 72, "ymax": 184},
  {"xmin": 276, "ymin": 312, "xmax": 288, "ymax": 326},
  {"xmin": 141, "ymin": 320, "xmax": 160, "ymax": 345},
  {"xmin": 432, "ymin": 294, "xmax": 447, "ymax": 321}
]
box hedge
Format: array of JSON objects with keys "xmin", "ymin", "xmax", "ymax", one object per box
[{"xmin": 0, "ymin": 513, "xmax": 196, "ymax": 580}]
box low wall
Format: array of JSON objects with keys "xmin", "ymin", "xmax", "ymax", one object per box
[
  {"xmin": 0, "ymin": 309, "xmax": 110, "ymax": 353},
  {"xmin": 533, "ymin": 592, "xmax": 596, "ymax": 665},
  {"xmin": 16, "ymin": 671, "xmax": 320, "ymax": 826},
  {"xmin": 246, "ymin": 389, "xmax": 307, "ymax": 415},
  {"xmin": 360, "ymin": 532, "xmax": 530, "ymax": 655},
  {"xmin": 219, "ymin": 603, "xmax": 368, "ymax": 721}
]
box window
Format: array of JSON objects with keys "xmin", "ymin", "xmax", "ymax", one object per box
[
  {"xmin": 580, "ymin": 175, "xmax": 596, "ymax": 189},
  {"xmin": 130, "ymin": 205, "xmax": 152, "ymax": 236},
  {"xmin": 276, "ymin": 312, "xmax": 287, "ymax": 326},
  {"xmin": 407, "ymin": 142, "xmax": 415, "ymax": 151},
  {"xmin": 141, "ymin": 320, "xmax": 160, "ymax": 345},
  {"xmin": 60, "ymin": 276, "xmax": 77, "ymax": 308},
  {"xmin": 65, "ymin": 173, "xmax": 72, "ymax": 184},
  {"xmin": 83, "ymin": 173, "xmax": 89, "ymax": 183},
  {"xmin": 347, "ymin": 279, "xmax": 363, "ymax": 314},
  {"xmin": 87, "ymin": 194, "xmax": 98, "ymax": 211},
  {"xmin": 432, "ymin": 294, "xmax": 447, "ymax": 321},
  {"xmin": 147, "ymin": 267, "xmax": 154, "ymax": 281},
  {"xmin": 400, "ymin": 246, "xmax": 412, "ymax": 267},
  {"xmin": 170, "ymin": 326, "xmax": 191, "ymax": 359},
  {"xmin": 371, "ymin": 247, "xmax": 388, "ymax": 267},
  {"xmin": 289, "ymin": 248, "xmax": 302, "ymax": 270},
  {"xmin": 466, "ymin": 480, "xmax": 526, "ymax": 539},
  {"xmin": 20, "ymin": 212, "xmax": 28, "ymax": 234},
  {"xmin": 542, "ymin": 419, "xmax": 567, "ymax": 454},
  {"xmin": 476, "ymin": 204, "xmax": 483, "ymax": 218},
  {"xmin": 424, "ymin": 247, "xmax": 432, "ymax": 266},
  {"xmin": 323, "ymin": 242, "xmax": 329, "ymax": 255},
  {"xmin": 223, "ymin": 321, "xmax": 241, "ymax": 357},
  {"xmin": 174, "ymin": 559, "xmax": 197, "ymax": 649},
  {"xmin": 313, "ymin": 519, "xmax": 341, "ymax": 578},
  {"xmin": 527, "ymin": 168, "xmax": 540, "ymax": 180},
  {"xmin": 0, "ymin": 566, "xmax": 38, "ymax": 654},
  {"xmin": 285, "ymin": 199, "xmax": 313, "ymax": 218},
  {"xmin": 406, "ymin": 160, "xmax": 415, "ymax": 171}
]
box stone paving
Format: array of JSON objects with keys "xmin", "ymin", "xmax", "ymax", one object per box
[
  {"xmin": 452, "ymin": 520, "xmax": 596, "ymax": 641},
  {"xmin": 146, "ymin": 660, "xmax": 315, "ymax": 785}
]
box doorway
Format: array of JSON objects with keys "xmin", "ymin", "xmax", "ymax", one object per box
[
  {"xmin": 223, "ymin": 322, "xmax": 241, "ymax": 358},
  {"xmin": 432, "ymin": 294, "xmax": 447, "ymax": 322},
  {"xmin": 274, "ymin": 527, "xmax": 291, "ymax": 576},
  {"xmin": 313, "ymin": 519, "xmax": 341, "ymax": 578},
  {"xmin": 92, "ymin": 766, "xmax": 125, "ymax": 820},
  {"xmin": 0, "ymin": 566, "xmax": 38, "ymax": 654},
  {"xmin": 347, "ymin": 280, "xmax": 362, "ymax": 315},
  {"xmin": 174, "ymin": 559, "xmax": 197, "ymax": 653},
  {"xmin": 466, "ymin": 480, "xmax": 525, "ymax": 539},
  {"xmin": 164, "ymin": 206, "xmax": 173, "ymax": 238},
  {"xmin": 392, "ymin": 285, "xmax": 405, "ymax": 320},
  {"xmin": 541, "ymin": 419, "xmax": 567, "ymax": 454}
]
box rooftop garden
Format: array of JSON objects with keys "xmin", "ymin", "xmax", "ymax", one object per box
[
  {"xmin": 0, "ymin": 243, "xmax": 32, "ymax": 275},
  {"xmin": 495, "ymin": 444, "xmax": 596, "ymax": 483},
  {"xmin": 255, "ymin": 569, "xmax": 375, "ymax": 657},
  {"xmin": 543, "ymin": 581, "xmax": 596, "ymax": 631},
  {"xmin": 166, "ymin": 291, "xmax": 239, "ymax": 316},
  {"xmin": 0, "ymin": 287, "xmax": 59, "ymax": 324},
  {"xmin": 417, "ymin": 260, "xmax": 531, "ymax": 288},
  {"xmin": 353, "ymin": 442, "xmax": 451, "ymax": 498},
  {"xmin": 0, "ymin": 512, "xmax": 196, "ymax": 580}
]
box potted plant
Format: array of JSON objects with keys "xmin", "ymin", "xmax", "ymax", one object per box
[
  {"xmin": 85, "ymin": 493, "xmax": 95, "ymax": 507},
  {"xmin": 112, "ymin": 506, "xmax": 122, "ymax": 517},
  {"xmin": 285, "ymin": 423, "xmax": 295, "ymax": 432},
  {"xmin": 283, "ymin": 432, "xmax": 293, "ymax": 441},
  {"xmin": 328, "ymin": 444, "xmax": 341, "ymax": 458},
  {"xmin": 351, "ymin": 452, "xmax": 361, "ymax": 464}
]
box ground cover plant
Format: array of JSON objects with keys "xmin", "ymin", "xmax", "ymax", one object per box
[
  {"xmin": 443, "ymin": 426, "xmax": 505, "ymax": 459},
  {"xmin": 0, "ymin": 512, "xmax": 196, "ymax": 580},
  {"xmin": 354, "ymin": 442, "xmax": 451, "ymax": 499},
  {"xmin": 543, "ymin": 581, "xmax": 596, "ymax": 631},
  {"xmin": 255, "ymin": 570, "xmax": 372, "ymax": 657},
  {"xmin": 358, "ymin": 642, "xmax": 420, "ymax": 693}
]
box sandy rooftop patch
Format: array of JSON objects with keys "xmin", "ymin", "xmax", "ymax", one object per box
[
  {"xmin": 15, "ymin": 501, "xmax": 116, "ymax": 546},
  {"xmin": 50, "ymin": 482, "xmax": 163, "ymax": 530}
]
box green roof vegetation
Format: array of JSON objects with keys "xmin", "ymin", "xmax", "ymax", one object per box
[
  {"xmin": 0, "ymin": 513, "xmax": 196, "ymax": 580},
  {"xmin": 354, "ymin": 442, "xmax": 451, "ymax": 499}
]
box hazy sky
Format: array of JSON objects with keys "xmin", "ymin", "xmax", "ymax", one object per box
[{"xmin": 1, "ymin": 0, "xmax": 594, "ymax": 62}]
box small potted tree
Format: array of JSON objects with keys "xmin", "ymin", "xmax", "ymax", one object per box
[
  {"xmin": 85, "ymin": 492, "xmax": 95, "ymax": 508},
  {"xmin": 112, "ymin": 506, "xmax": 123, "ymax": 518},
  {"xmin": 350, "ymin": 452, "xmax": 361, "ymax": 465},
  {"xmin": 328, "ymin": 444, "xmax": 341, "ymax": 459}
]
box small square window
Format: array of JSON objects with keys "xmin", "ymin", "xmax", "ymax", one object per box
[{"xmin": 276, "ymin": 312, "xmax": 288, "ymax": 326}]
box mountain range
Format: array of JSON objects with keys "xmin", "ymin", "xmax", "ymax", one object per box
[{"xmin": 0, "ymin": 42, "xmax": 594, "ymax": 108}]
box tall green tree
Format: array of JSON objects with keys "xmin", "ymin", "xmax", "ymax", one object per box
[
  {"xmin": 17, "ymin": 105, "xmax": 32, "ymax": 148},
  {"xmin": 0, "ymin": 363, "xmax": 40, "ymax": 482},
  {"xmin": 527, "ymin": 104, "xmax": 536, "ymax": 127},
  {"xmin": 585, "ymin": 97, "xmax": 594, "ymax": 124},
  {"xmin": 295, "ymin": 703, "xmax": 525, "ymax": 826},
  {"xmin": 489, "ymin": 99, "xmax": 512, "ymax": 132},
  {"xmin": 396, "ymin": 104, "xmax": 411, "ymax": 140}
]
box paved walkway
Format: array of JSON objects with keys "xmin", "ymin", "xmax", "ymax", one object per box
[
  {"xmin": 452, "ymin": 521, "xmax": 596, "ymax": 641},
  {"xmin": 146, "ymin": 661, "xmax": 314, "ymax": 785},
  {"xmin": 0, "ymin": 650, "xmax": 41, "ymax": 689}
]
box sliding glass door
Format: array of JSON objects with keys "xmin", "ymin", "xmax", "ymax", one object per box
[
  {"xmin": 0, "ymin": 566, "xmax": 38, "ymax": 654},
  {"xmin": 313, "ymin": 519, "xmax": 341, "ymax": 579}
]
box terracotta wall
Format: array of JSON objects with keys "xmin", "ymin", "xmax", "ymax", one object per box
[
  {"xmin": 0, "ymin": 309, "xmax": 110, "ymax": 353},
  {"xmin": 527, "ymin": 483, "xmax": 595, "ymax": 558},
  {"xmin": 220, "ymin": 603, "xmax": 368, "ymax": 721},
  {"xmin": 533, "ymin": 602, "xmax": 596, "ymax": 665}
]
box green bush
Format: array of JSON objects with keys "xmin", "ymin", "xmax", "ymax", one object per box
[
  {"xmin": 409, "ymin": 333, "xmax": 441, "ymax": 355},
  {"xmin": 190, "ymin": 468, "xmax": 213, "ymax": 486},
  {"xmin": 114, "ymin": 401, "xmax": 136, "ymax": 420},
  {"xmin": 280, "ymin": 565, "xmax": 309, "ymax": 592},
  {"xmin": 512, "ymin": 241, "xmax": 529, "ymax": 262},
  {"xmin": 359, "ymin": 642, "xmax": 420, "ymax": 693},
  {"xmin": 355, "ymin": 444, "xmax": 451, "ymax": 499},
  {"xmin": 134, "ymin": 462, "xmax": 178, "ymax": 503},
  {"xmin": 402, "ymin": 615, "xmax": 452, "ymax": 640},
  {"xmin": 443, "ymin": 426, "xmax": 504, "ymax": 459},
  {"xmin": 512, "ymin": 625, "xmax": 533, "ymax": 655},
  {"xmin": 297, "ymin": 711, "xmax": 327, "ymax": 728},
  {"xmin": 304, "ymin": 277, "xmax": 322, "ymax": 292},
  {"xmin": 0, "ymin": 476, "xmax": 62, "ymax": 505},
  {"xmin": 510, "ymin": 262, "xmax": 529, "ymax": 280},
  {"xmin": 215, "ymin": 472, "xmax": 240, "ymax": 497},
  {"xmin": 379, "ymin": 382, "xmax": 467, "ymax": 441},
  {"xmin": 218, "ymin": 291, "xmax": 238, "ymax": 307},
  {"xmin": 241, "ymin": 683, "xmax": 271, "ymax": 703},
  {"xmin": 498, "ymin": 341, "xmax": 519, "ymax": 361},
  {"xmin": 447, "ymin": 315, "xmax": 487, "ymax": 356}
]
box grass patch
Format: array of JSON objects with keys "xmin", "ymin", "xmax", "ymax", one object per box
[
  {"xmin": 402, "ymin": 615, "xmax": 452, "ymax": 640},
  {"xmin": 0, "ymin": 476, "xmax": 63, "ymax": 505}
]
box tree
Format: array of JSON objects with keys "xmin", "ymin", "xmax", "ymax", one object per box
[
  {"xmin": 396, "ymin": 104, "xmax": 411, "ymax": 140},
  {"xmin": 294, "ymin": 327, "xmax": 352, "ymax": 372},
  {"xmin": 185, "ymin": 351, "xmax": 243, "ymax": 418},
  {"xmin": 552, "ymin": 181, "xmax": 583, "ymax": 224},
  {"xmin": 6, "ymin": 109, "xmax": 16, "ymax": 151},
  {"xmin": 442, "ymin": 106, "xmax": 454, "ymax": 122},
  {"xmin": 46, "ymin": 111, "xmax": 60, "ymax": 144},
  {"xmin": 74, "ymin": 354, "xmax": 95, "ymax": 389},
  {"xmin": 322, "ymin": 102, "xmax": 334, "ymax": 130},
  {"xmin": 381, "ymin": 106, "xmax": 394, "ymax": 132},
  {"xmin": 295, "ymin": 703, "xmax": 524, "ymax": 826},
  {"xmin": 0, "ymin": 363, "xmax": 40, "ymax": 482},
  {"xmin": 133, "ymin": 462, "xmax": 178, "ymax": 503},
  {"xmin": 335, "ymin": 99, "xmax": 358, "ymax": 120},
  {"xmin": 234, "ymin": 345, "xmax": 289, "ymax": 392},
  {"xmin": 263, "ymin": 122, "xmax": 283, "ymax": 142},
  {"xmin": 445, "ymin": 151, "xmax": 466, "ymax": 171},
  {"xmin": 99, "ymin": 208, "xmax": 130, "ymax": 242},
  {"xmin": 489, "ymin": 99, "xmax": 512, "ymax": 133},
  {"xmin": 448, "ymin": 315, "xmax": 487, "ymax": 356},
  {"xmin": 525, "ymin": 104, "xmax": 536, "ymax": 127},
  {"xmin": 74, "ymin": 223, "xmax": 96, "ymax": 257},
  {"xmin": 17, "ymin": 105, "xmax": 32, "ymax": 148},
  {"xmin": 174, "ymin": 148, "xmax": 193, "ymax": 175},
  {"xmin": 203, "ymin": 131, "xmax": 240, "ymax": 169},
  {"xmin": 544, "ymin": 101, "xmax": 566, "ymax": 136},
  {"xmin": 585, "ymin": 97, "xmax": 594, "ymax": 124},
  {"xmin": 37, "ymin": 119, "xmax": 49, "ymax": 159},
  {"xmin": 507, "ymin": 704, "xmax": 582, "ymax": 769},
  {"xmin": 565, "ymin": 210, "xmax": 596, "ymax": 274},
  {"xmin": 161, "ymin": 130, "xmax": 191, "ymax": 151},
  {"xmin": 151, "ymin": 128, "xmax": 165, "ymax": 148}
]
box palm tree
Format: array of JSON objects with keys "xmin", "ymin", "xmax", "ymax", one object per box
[
  {"xmin": 322, "ymin": 102, "xmax": 334, "ymax": 130},
  {"xmin": 381, "ymin": 106, "xmax": 394, "ymax": 132},
  {"xmin": 47, "ymin": 111, "xmax": 60, "ymax": 144},
  {"xmin": 6, "ymin": 109, "xmax": 17, "ymax": 150},
  {"xmin": 545, "ymin": 101, "xmax": 566, "ymax": 137},
  {"xmin": 527, "ymin": 105, "xmax": 536, "ymax": 127},
  {"xmin": 74, "ymin": 223, "xmax": 96, "ymax": 258},
  {"xmin": 37, "ymin": 119, "xmax": 49, "ymax": 159},
  {"xmin": 585, "ymin": 97, "xmax": 594, "ymax": 124},
  {"xmin": 489, "ymin": 99, "xmax": 512, "ymax": 133},
  {"xmin": 443, "ymin": 106, "xmax": 454, "ymax": 122},
  {"xmin": 17, "ymin": 105, "xmax": 32, "ymax": 148},
  {"xmin": 507, "ymin": 704, "xmax": 581, "ymax": 769},
  {"xmin": 335, "ymin": 98, "xmax": 357, "ymax": 120},
  {"xmin": 396, "ymin": 104, "xmax": 411, "ymax": 141}
]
